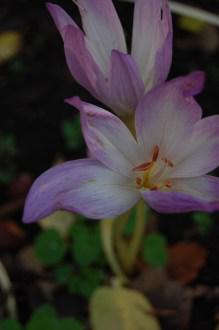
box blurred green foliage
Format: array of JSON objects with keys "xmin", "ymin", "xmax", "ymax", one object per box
[
  {"xmin": 70, "ymin": 222, "xmax": 103, "ymax": 267},
  {"xmin": 62, "ymin": 115, "xmax": 84, "ymax": 151},
  {"xmin": 54, "ymin": 264, "xmax": 73, "ymax": 285},
  {"xmin": 0, "ymin": 132, "xmax": 17, "ymax": 184},
  {"xmin": 0, "ymin": 304, "xmax": 85, "ymax": 330},
  {"xmin": 35, "ymin": 217, "xmax": 106, "ymax": 299},
  {"xmin": 0, "ymin": 319, "xmax": 23, "ymax": 330},
  {"xmin": 34, "ymin": 229, "xmax": 66, "ymax": 265},
  {"xmin": 26, "ymin": 305, "xmax": 57, "ymax": 330},
  {"xmin": 143, "ymin": 233, "xmax": 168, "ymax": 267},
  {"xmin": 193, "ymin": 212, "xmax": 213, "ymax": 235},
  {"xmin": 68, "ymin": 267, "xmax": 105, "ymax": 298}
]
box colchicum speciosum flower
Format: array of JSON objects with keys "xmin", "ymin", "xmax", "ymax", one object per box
[
  {"xmin": 46, "ymin": 0, "xmax": 204, "ymax": 115},
  {"xmin": 23, "ymin": 79, "xmax": 219, "ymax": 223}
]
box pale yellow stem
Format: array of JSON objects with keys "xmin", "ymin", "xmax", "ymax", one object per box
[{"xmin": 100, "ymin": 219, "xmax": 128, "ymax": 283}]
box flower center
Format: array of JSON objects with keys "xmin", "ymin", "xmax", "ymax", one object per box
[{"xmin": 133, "ymin": 145, "xmax": 174, "ymax": 191}]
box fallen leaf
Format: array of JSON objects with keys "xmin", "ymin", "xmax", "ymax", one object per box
[
  {"xmin": 18, "ymin": 245, "xmax": 43, "ymax": 273},
  {"xmin": 90, "ymin": 286, "xmax": 160, "ymax": 330},
  {"xmin": 0, "ymin": 31, "xmax": 22, "ymax": 64},
  {"xmin": 167, "ymin": 242, "xmax": 207, "ymax": 284},
  {"xmin": 0, "ymin": 219, "xmax": 25, "ymax": 248},
  {"xmin": 178, "ymin": 16, "xmax": 205, "ymax": 33}
]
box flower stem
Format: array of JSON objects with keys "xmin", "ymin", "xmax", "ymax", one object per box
[
  {"xmin": 116, "ymin": 200, "xmax": 147, "ymax": 274},
  {"xmin": 100, "ymin": 219, "xmax": 128, "ymax": 283},
  {"xmin": 101, "ymin": 200, "xmax": 147, "ymax": 277},
  {"xmin": 126, "ymin": 200, "xmax": 147, "ymax": 272}
]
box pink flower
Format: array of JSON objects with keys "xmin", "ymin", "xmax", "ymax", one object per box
[
  {"xmin": 23, "ymin": 78, "xmax": 219, "ymax": 223},
  {"xmin": 47, "ymin": 0, "xmax": 175, "ymax": 115}
]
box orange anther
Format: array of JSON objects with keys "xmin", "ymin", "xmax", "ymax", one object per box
[
  {"xmin": 136, "ymin": 177, "xmax": 142, "ymax": 186},
  {"xmin": 152, "ymin": 145, "xmax": 159, "ymax": 162},
  {"xmin": 165, "ymin": 181, "xmax": 172, "ymax": 188},
  {"xmin": 133, "ymin": 162, "xmax": 152, "ymax": 172}
]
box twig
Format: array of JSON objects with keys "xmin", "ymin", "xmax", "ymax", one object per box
[
  {"xmin": 119, "ymin": 0, "xmax": 219, "ymax": 27},
  {"xmin": 0, "ymin": 260, "xmax": 17, "ymax": 318}
]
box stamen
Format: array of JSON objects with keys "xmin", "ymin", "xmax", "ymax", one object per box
[
  {"xmin": 152, "ymin": 145, "xmax": 159, "ymax": 162},
  {"xmin": 164, "ymin": 180, "xmax": 172, "ymax": 188},
  {"xmin": 133, "ymin": 145, "xmax": 174, "ymax": 191},
  {"xmin": 133, "ymin": 162, "xmax": 153, "ymax": 172},
  {"xmin": 135, "ymin": 177, "xmax": 142, "ymax": 186}
]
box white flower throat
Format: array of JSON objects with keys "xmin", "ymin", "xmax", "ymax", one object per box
[{"xmin": 133, "ymin": 145, "xmax": 174, "ymax": 190}]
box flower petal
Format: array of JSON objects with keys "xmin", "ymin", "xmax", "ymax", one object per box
[
  {"xmin": 169, "ymin": 115, "xmax": 219, "ymax": 178},
  {"xmin": 77, "ymin": 0, "xmax": 127, "ymax": 74},
  {"xmin": 135, "ymin": 78, "xmax": 202, "ymax": 163},
  {"xmin": 141, "ymin": 175, "xmax": 219, "ymax": 213},
  {"xmin": 173, "ymin": 71, "xmax": 206, "ymax": 97},
  {"xmin": 107, "ymin": 50, "xmax": 145, "ymax": 115},
  {"xmin": 66, "ymin": 97, "xmax": 141, "ymax": 176},
  {"xmin": 131, "ymin": 0, "xmax": 172, "ymax": 89},
  {"xmin": 46, "ymin": 2, "xmax": 78, "ymax": 40},
  {"xmin": 23, "ymin": 159, "xmax": 140, "ymax": 223},
  {"xmin": 64, "ymin": 25, "xmax": 104, "ymax": 95}
]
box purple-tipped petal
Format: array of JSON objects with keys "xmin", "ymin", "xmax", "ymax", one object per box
[
  {"xmin": 169, "ymin": 115, "xmax": 219, "ymax": 178},
  {"xmin": 135, "ymin": 79, "xmax": 202, "ymax": 163},
  {"xmin": 141, "ymin": 175, "xmax": 219, "ymax": 213},
  {"xmin": 131, "ymin": 0, "xmax": 172, "ymax": 89},
  {"xmin": 64, "ymin": 25, "xmax": 104, "ymax": 94},
  {"xmin": 66, "ymin": 97, "xmax": 141, "ymax": 176},
  {"xmin": 46, "ymin": 3, "xmax": 78, "ymax": 40},
  {"xmin": 76, "ymin": 0, "xmax": 127, "ymax": 73},
  {"xmin": 107, "ymin": 50, "xmax": 145, "ymax": 115},
  {"xmin": 23, "ymin": 159, "xmax": 140, "ymax": 223},
  {"xmin": 171, "ymin": 71, "xmax": 206, "ymax": 97}
]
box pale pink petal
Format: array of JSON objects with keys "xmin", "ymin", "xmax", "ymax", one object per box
[
  {"xmin": 107, "ymin": 50, "xmax": 145, "ymax": 115},
  {"xmin": 23, "ymin": 159, "xmax": 140, "ymax": 223},
  {"xmin": 141, "ymin": 175, "xmax": 219, "ymax": 213},
  {"xmin": 77, "ymin": 0, "xmax": 127, "ymax": 74},
  {"xmin": 171, "ymin": 71, "xmax": 206, "ymax": 96},
  {"xmin": 135, "ymin": 79, "xmax": 202, "ymax": 163},
  {"xmin": 66, "ymin": 97, "xmax": 141, "ymax": 176},
  {"xmin": 64, "ymin": 25, "xmax": 104, "ymax": 95},
  {"xmin": 47, "ymin": 3, "xmax": 109, "ymax": 100},
  {"xmin": 131, "ymin": 0, "xmax": 172, "ymax": 89},
  {"xmin": 169, "ymin": 115, "xmax": 219, "ymax": 178},
  {"xmin": 46, "ymin": 3, "xmax": 78, "ymax": 40}
]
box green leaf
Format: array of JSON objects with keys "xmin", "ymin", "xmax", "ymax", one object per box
[
  {"xmin": 62, "ymin": 116, "xmax": 84, "ymax": 150},
  {"xmin": 71, "ymin": 223, "xmax": 103, "ymax": 267},
  {"xmin": 143, "ymin": 234, "xmax": 168, "ymax": 267},
  {"xmin": 0, "ymin": 133, "xmax": 17, "ymax": 156},
  {"xmin": 34, "ymin": 229, "xmax": 66, "ymax": 265},
  {"xmin": 0, "ymin": 319, "xmax": 23, "ymax": 330},
  {"xmin": 54, "ymin": 264, "xmax": 72, "ymax": 285},
  {"xmin": 68, "ymin": 268, "xmax": 105, "ymax": 298},
  {"xmin": 90, "ymin": 287, "xmax": 160, "ymax": 330},
  {"xmin": 193, "ymin": 212, "xmax": 213, "ymax": 235},
  {"xmin": 58, "ymin": 318, "xmax": 85, "ymax": 330},
  {"xmin": 123, "ymin": 207, "xmax": 136, "ymax": 236},
  {"xmin": 26, "ymin": 305, "xmax": 58, "ymax": 330}
]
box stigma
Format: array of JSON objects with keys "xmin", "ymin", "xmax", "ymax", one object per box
[{"xmin": 133, "ymin": 145, "xmax": 174, "ymax": 191}]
